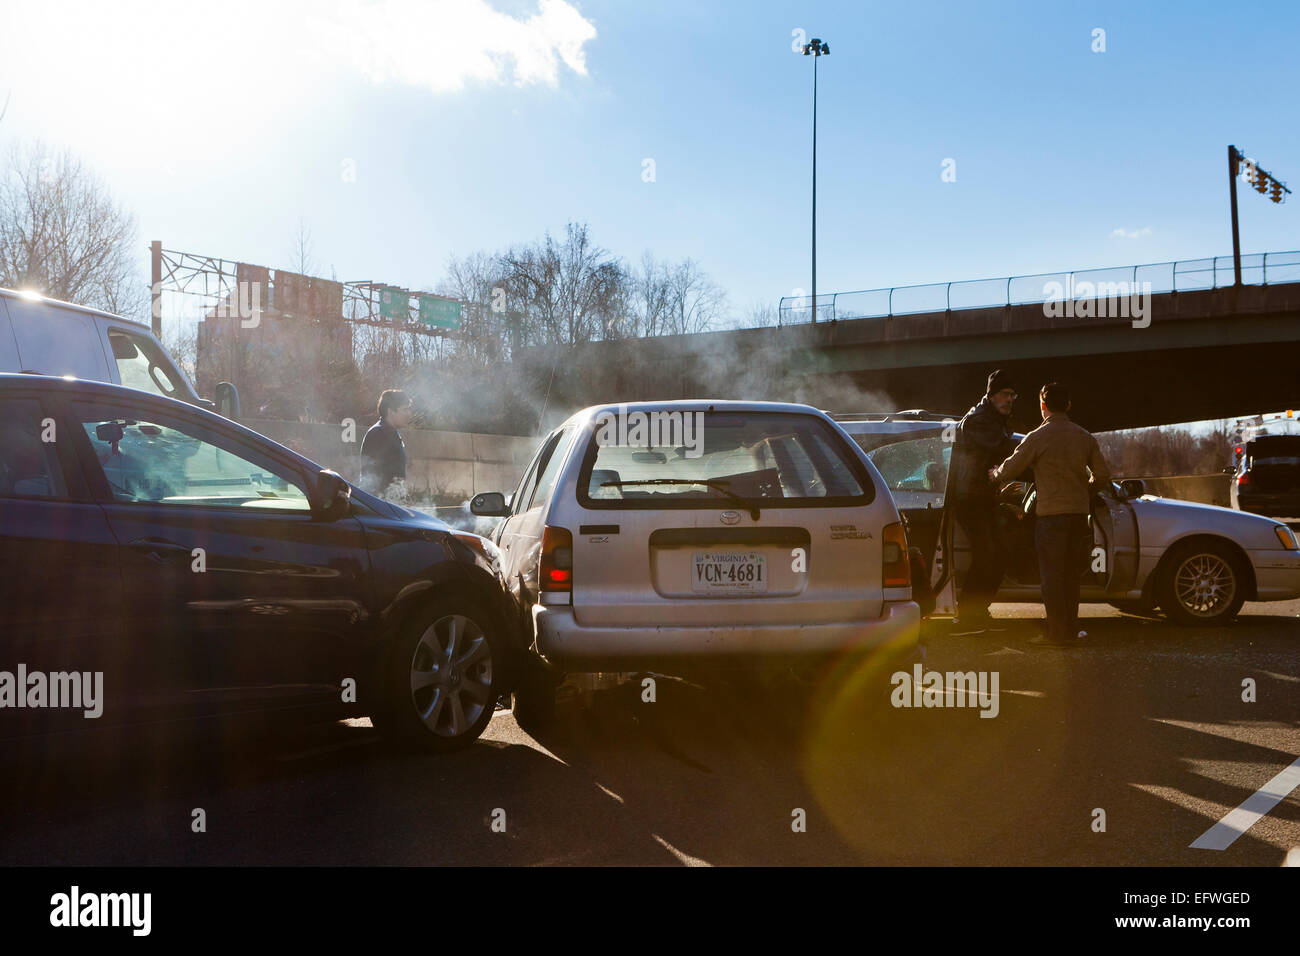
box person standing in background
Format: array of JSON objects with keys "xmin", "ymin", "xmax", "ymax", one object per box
[
  {"xmin": 360, "ymin": 389, "xmax": 413, "ymax": 497},
  {"xmin": 949, "ymin": 369, "xmax": 1020, "ymax": 628},
  {"xmin": 990, "ymin": 382, "xmax": 1112, "ymax": 647}
]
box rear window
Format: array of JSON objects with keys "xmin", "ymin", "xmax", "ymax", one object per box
[
  {"xmin": 1247, "ymin": 437, "xmax": 1300, "ymax": 466},
  {"xmin": 576, "ymin": 410, "xmax": 875, "ymax": 510}
]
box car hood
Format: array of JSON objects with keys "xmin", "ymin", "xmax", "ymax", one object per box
[{"xmin": 1128, "ymin": 493, "xmax": 1283, "ymax": 535}]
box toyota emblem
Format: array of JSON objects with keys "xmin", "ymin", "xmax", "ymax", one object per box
[{"xmin": 719, "ymin": 511, "xmax": 741, "ymax": 525}]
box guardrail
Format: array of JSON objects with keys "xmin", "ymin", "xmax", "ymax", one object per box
[{"xmin": 776, "ymin": 251, "xmax": 1300, "ymax": 326}]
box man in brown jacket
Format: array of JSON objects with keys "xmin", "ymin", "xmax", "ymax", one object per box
[{"xmin": 990, "ymin": 383, "xmax": 1112, "ymax": 646}]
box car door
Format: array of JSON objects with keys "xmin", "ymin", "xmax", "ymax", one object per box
[
  {"xmin": 1087, "ymin": 484, "xmax": 1139, "ymax": 596},
  {"xmin": 67, "ymin": 392, "xmax": 375, "ymax": 720},
  {"xmin": 100, "ymin": 322, "xmax": 198, "ymax": 404},
  {"xmin": 0, "ymin": 391, "xmax": 125, "ymax": 736}
]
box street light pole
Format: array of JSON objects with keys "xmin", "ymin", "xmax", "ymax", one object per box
[
  {"xmin": 803, "ymin": 37, "xmax": 829, "ymax": 323},
  {"xmin": 1228, "ymin": 145, "xmax": 1242, "ymax": 287}
]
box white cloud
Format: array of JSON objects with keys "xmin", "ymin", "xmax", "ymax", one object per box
[
  {"xmin": 0, "ymin": 0, "xmax": 596, "ymax": 162},
  {"xmin": 1110, "ymin": 226, "xmax": 1152, "ymax": 239},
  {"xmin": 321, "ymin": 0, "xmax": 597, "ymax": 93}
]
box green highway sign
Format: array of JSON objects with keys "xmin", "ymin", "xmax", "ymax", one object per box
[
  {"xmin": 419, "ymin": 295, "xmax": 462, "ymax": 329},
  {"xmin": 379, "ymin": 287, "xmax": 409, "ymax": 320}
]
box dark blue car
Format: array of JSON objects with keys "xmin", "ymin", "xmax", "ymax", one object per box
[{"xmin": 0, "ymin": 374, "xmax": 523, "ymax": 751}]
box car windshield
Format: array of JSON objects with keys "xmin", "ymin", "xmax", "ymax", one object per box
[
  {"xmin": 578, "ymin": 410, "xmax": 871, "ymax": 507},
  {"xmin": 865, "ymin": 435, "xmax": 951, "ymax": 509}
]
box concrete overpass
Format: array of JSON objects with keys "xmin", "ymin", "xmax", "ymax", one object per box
[{"xmin": 517, "ymin": 253, "xmax": 1300, "ymax": 434}]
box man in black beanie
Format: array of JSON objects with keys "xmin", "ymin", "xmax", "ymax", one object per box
[{"xmin": 948, "ymin": 369, "xmax": 1020, "ymax": 626}]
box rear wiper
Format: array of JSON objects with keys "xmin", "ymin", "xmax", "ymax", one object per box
[{"xmin": 601, "ymin": 478, "xmax": 760, "ymax": 520}]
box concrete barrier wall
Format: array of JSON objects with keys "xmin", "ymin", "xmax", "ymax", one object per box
[
  {"xmin": 1127, "ymin": 474, "xmax": 1231, "ymax": 508},
  {"xmin": 244, "ymin": 418, "xmax": 539, "ymax": 502}
]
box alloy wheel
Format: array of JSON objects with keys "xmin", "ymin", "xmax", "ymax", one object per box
[{"xmin": 408, "ymin": 614, "xmax": 495, "ymax": 738}]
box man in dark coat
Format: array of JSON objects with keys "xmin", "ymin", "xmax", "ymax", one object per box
[
  {"xmin": 360, "ymin": 389, "xmax": 413, "ymax": 497},
  {"xmin": 949, "ymin": 369, "xmax": 1019, "ymax": 626}
]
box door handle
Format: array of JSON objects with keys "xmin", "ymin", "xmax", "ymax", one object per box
[{"xmin": 127, "ymin": 537, "xmax": 190, "ymax": 564}]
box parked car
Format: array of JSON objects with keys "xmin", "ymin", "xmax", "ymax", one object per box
[
  {"xmin": 0, "ymin": 286, "xmax": 240, "ymax": 418},
  {"xmin": 0, "ymin": 374, "xmax": 521, "ymax": 750},
  {"xmin": 1229, "ymin": 432, "xmax": 1300, "ymax": 520},
  {"xmin": 469, "ymin": 400, "xmax": 921, "ymax": 726},
  {"xmin": 836, "ymin": 413, "xmax": 1300, "ymax": 627}
]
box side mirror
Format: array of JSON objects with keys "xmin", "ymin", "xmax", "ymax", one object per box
[
  {"xmin": 214, "ymin": 382, "xmax": 241, "ymax": 421},
  {"xmin": 314, "ymin": 469, "xmax": 352, "ymax": 521},
  {"xmin": 1221, "ymin": 466, "xmax": 1235, "ymax": 475},
  {"xmin": 470, "ymin": 491, "xmax": 510, "ymax": 517},
  {"xmin": 1120, "ymin": 478, "xmax": 1148, "ymax": 499}
]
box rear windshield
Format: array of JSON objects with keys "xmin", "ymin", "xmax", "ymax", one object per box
[
  {"xmin": 1247, "ymin": 437, "xmax": 1300, "ymax": 465},
  {"xmin": 576, "ymin": 410, "xmax": 875, "ymax": 510}
]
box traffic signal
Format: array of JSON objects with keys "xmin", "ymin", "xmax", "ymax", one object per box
[
  {"xmin": 1270, "ymin": 180, "xmax": 1284, "ymax": 203},
  {"xmin": 1255, "ymin": 169, "xmax": 1269, "ymax": 194}
]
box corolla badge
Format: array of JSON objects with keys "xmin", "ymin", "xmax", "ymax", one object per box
[{"xmin": 719, "ymin": 511, "xmax": 741, "ymax": 525}]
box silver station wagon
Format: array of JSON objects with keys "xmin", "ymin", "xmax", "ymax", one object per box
[
  {"xmin": 470, "ymin": 400, "xmax": 921, "ymax": 725},
  {"xmin": 837, "ymin": 412, "xmax": 1300, "ymax": 628}
]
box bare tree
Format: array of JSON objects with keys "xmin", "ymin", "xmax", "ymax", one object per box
[
  {"xmin": 629, "ymin": 251, "xmax": 672, "ymax": 337},
  {"xmin": 438, "ymin": 249, "xmax": 510, "ymax": 365},
  {"xmin": 498, "ymin": 222, "xmax": 627, "ymax": 348},
  {"xmin": 663, "ymin": 257, "xmax": 727, "ymax": 335},
  {"xmin": 739, "ymin": 298, "xmax": 780, "ymax": 329},
  {"xmin": 0, "ymin": 141, "xmax": 142, "ymax": 317},
  {"xmin": 288, "ymin": 216, "xmax": 314, "ymax": 276}
]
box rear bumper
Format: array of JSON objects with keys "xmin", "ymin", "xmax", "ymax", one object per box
[
  {"xmin": 1248, "ymin": 548, "xmax": 1300, "ymax": 600},
  {"xmin": 532, "ymin": 600, "xmax": 921, "ymax": 669}
]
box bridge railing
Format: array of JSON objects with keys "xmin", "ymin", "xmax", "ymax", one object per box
[{"xmin": 776, "ymin": 251, "xmax": 1300, "ymax": 326}]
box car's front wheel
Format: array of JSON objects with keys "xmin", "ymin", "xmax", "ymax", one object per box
[
  {"xmin": 1156, "ymin": 541, "xmax": 1248, "ymax": 627},
  {"xmin": 380, "ymin": 597, "xmax": 504, "ymax": 752}
]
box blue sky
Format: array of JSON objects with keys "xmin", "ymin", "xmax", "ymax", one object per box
[{"xmin": 2, "ymin": 0, "xmax": 1297, "ymax": 321}]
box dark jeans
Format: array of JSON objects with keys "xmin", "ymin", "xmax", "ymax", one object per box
[
  {"xmin": 1035, "ymin": 513, "xmax": 1090, "ymax": 642},
  {"xmin": 953, "ymin": 496, "xmax": 1005, "ymax": 616}
]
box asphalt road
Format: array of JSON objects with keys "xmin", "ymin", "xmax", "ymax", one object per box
[{"xmin": 1, "ymin": 601, "xmax": 1297, "ymax": 866}]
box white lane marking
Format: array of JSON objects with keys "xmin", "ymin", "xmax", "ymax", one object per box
[
  {"xmin": 594, "ymin": 782, "xmax": 625, "ymax": 805},
  {"xmin": 1190, "ymin": 754, "xmax": 1300, "ymax": 851},
  {"xmin": 651, "ymin": 833, "xmax": 712, "ymax": 867}
]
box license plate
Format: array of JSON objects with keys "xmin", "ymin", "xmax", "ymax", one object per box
[{"xmin": 692, "ymin": 551, "xmax": 767, "ymax": 595}]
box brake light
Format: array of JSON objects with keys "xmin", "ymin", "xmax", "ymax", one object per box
[
  {"xmin": 540, "ymin": 526, "xmax": 573, "ymax": 592},
  {"xmin": 1237, "ymin": 473, "xmax": 1250, "ymax": 486},
  {"xmin": 882, "ymin": 521, "xmax": 910, "ymax": 588}
]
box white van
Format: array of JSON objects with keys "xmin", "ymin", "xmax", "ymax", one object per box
[
  {"xmin": 470, "ymin": 400, "xmax": 921, "ymax": 725},
  {"xmin": 0, "ymin": 287, "xmax": 239, "ymax": 418}
]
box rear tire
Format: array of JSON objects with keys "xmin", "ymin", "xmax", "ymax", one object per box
[
  {"xmin": 511, "ymin": 656, "xmax": 558, "ymax": 734},
  {"xmin": 1156, "ymin": 541, "xmax": 1248, "ymax": 628}
]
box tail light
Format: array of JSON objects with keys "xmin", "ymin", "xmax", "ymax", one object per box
[
  {"xmin": 1237, "ymin": 473, "xmax": 1250, "ymax": 486},
  {"xmin": 540, "ymin": 526, "xmax": 573, "ymax": 593},
  {"xmin": 882, "ymin": 521, "xmax": 910, "ymax": 588}
]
